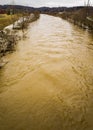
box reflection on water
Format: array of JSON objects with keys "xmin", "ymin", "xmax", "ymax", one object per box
[{"xmin": 0, "ymin": 14, "xmax": 93, "ymax": 130}]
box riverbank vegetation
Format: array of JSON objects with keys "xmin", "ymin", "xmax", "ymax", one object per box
[
  {"xmin": 0, "ymin": 14, "xmax": 21, "ymax": 30},
  {"xmin": 0, "ymin": 11, "xmax": 40, "ymax": 31},
  {"xmin": 11, "ymin": 11, "xmax": 40, "ymax": 30},
  {"xmin": 0, "ymin": 11, "xmax": 40, "ymax": 52},
  {"xmin": 61, "ymin": 7, "xmax": 93, "ymax": 30},
  {"xmin": 49, "ymin": 7, "xmax": 93, "ymax": 31}
]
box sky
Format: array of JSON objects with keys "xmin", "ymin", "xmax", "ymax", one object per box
[{"xmin": 0, "ymin": 0, "xmax": 93, "ymax": 7}]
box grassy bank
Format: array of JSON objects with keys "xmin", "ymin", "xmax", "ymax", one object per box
[
  {"xmin": 0, "ymin": 11, "xmax": 40, "ymax": 31},
  {"xmin": 0, "ymin": 14, "xmax": 21, "ymax": 30}
]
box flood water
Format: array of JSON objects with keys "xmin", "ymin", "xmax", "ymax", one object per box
[{"xmin": 0, "ymin": 14, "xmax": 93, "ymax": 130}]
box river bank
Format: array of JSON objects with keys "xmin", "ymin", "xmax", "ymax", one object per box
[
  {"xmin": 49, "ymin": 7, "xmax": 93, "ymax": 31},
  {"xmin": 0, "ymin": 14, "xmax": 21, "ymax": 30},
  {"xmin": 0, "ymin": 12, "xmax": 40, "ymax": 68}
]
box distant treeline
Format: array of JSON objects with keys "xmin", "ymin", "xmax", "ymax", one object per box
[{"xmin": 0, "ymin": 5, "xmax": 89, "ymax": 14}]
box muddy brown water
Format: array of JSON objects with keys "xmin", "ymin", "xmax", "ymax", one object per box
[{"xmin": 0, "ymin": 14, "xmax": 93, "ymax": 130}]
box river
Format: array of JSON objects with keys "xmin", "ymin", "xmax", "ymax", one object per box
[{"xmin": 0, "ymin": 14, "xmax": 93, "ymax": 130}]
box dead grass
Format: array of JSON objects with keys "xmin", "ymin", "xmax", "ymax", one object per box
[{"xmin": 0, "ymin": 14, "xmax": 20, "ymax": 30}]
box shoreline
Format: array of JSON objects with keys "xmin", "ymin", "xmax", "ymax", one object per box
[
  {"xmin": 0, "ymin": 12, "xmax": 40, "ymax": 68},
  {"xmin": 47, "ymin": 7, "xmax": 93, "ymax": 32}
]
